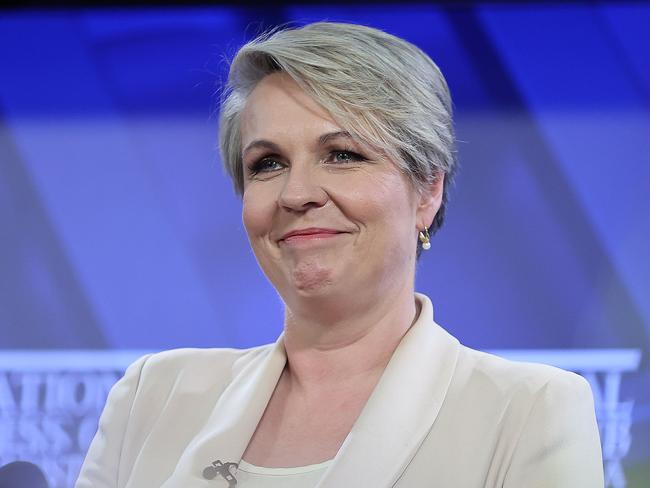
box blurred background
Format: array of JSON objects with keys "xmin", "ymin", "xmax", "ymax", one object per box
[{"xmin": 0, "ymin": 1, "xmax": 648, "ymax": 487}]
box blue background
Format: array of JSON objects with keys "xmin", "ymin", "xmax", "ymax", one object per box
[{"xmin": 1, "ymin": 2, "xmax": 649, "ymax": 484}]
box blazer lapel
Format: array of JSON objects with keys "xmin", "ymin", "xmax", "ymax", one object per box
[
  {"xmin": 161, "ymin": 336, "xmax": 288, "ymax": 487},
  {"xmin": 161, "ymin": 293, "xmax": 458, "ymax": 488},
  {"xmin": 316, "ymin": 293, "xmax": 460, "ymax": 488}
]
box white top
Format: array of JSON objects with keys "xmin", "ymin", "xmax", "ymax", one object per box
[
  {"xmin": 235, "ymin": 458, "xmax": 334, "ymax": 487},
  {"xmin": 76, "ymin": 293, "xmax": 604, "ymax": 488}
]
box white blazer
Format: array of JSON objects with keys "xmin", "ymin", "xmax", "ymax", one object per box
[{"xmin": 76, "ymin": 293, "xmax": 604, "ymax": 487}]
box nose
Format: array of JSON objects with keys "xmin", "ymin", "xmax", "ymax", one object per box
[{"xmin": 278, "ymin": 163, "xmax": 328, "ymax": 212}]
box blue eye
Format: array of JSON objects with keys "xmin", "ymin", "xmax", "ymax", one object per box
[
  {"xmin": 249, "ymin": 157, "xmax": 284, "ymax": 175},
  {"xmin": 330, "ymin": 151, "xmax": 365, "ymax": 163}
]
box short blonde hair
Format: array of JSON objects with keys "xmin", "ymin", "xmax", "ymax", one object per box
[{"xmin": 219, "ymin": 21, "xmax": 456, "ymax": 234}]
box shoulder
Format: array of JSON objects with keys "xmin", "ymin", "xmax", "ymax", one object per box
[
  {"xmin": 76, "ymin": 343, "xmax": 279, "ymax": 487},
  {"xmin": 441, "ymin": 346, "xmax": 603, "ymax": 486},
  {"xmin": 458, "ymin": 346, "xmax": 602, "ymax": 468},
  {"xmin": 455, "ymin": 348, "xmax": 605, "ymax": 486},
  {"xmin": 99, "ymin": 344, "xmax": 277, "ymax": 421},
  {"xmin": 442, "ymin": 344, "xmax": 599, "ymax": 443},
  {"xmin": 127, "ymin": 342, "xmax": 276, "ymax": 392},
  {"xmin": 139, "ymin": 343, "xmax": 275, "ymax": 374},
  {"xmin": 455, "ymin": 344, "xmax": 593, "ymax": 404}
]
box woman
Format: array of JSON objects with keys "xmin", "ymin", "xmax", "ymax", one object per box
[{"xmin": 76, "ymin": 22, "xmax": 603, "ymax": 487}]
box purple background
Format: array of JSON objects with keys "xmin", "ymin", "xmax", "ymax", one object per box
[{"xmin": 1, "ymin": 2, "xmax": 649, "ymax": 484}]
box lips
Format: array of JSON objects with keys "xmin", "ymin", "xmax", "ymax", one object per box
[{"xmin": 279, "ymin": 228, "xmax": 344, "ymax": 242}]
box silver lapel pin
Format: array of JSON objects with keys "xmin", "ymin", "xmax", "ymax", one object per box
[{"xmin": 202, "ymin": 460, "xmax": 238, "ymax": 486}]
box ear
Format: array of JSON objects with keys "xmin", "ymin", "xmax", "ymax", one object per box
[{"xmin": 415, "ymin": 173, "xmax": 444, "ymax": 230}]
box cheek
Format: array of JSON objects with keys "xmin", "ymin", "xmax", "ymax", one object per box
[
  {"xmin": 351, "ymin": 174, "xmax": 418, "ymax": 262},
  {"xmin": 347, "ymin": 173, "xmax": 415, "ymax": 225},
  {"xmin": 242, "ymin": 188, "xmax": 273, "ymax": 238}
]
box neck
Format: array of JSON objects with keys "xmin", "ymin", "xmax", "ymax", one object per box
[{"xmin": 280, "ymin": 281, "xmax": 419, "ymax": 394}]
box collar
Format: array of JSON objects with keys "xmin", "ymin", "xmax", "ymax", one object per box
[{"xmin": 161, "ymin": 292, "xmax": 460, "ymax": 488}]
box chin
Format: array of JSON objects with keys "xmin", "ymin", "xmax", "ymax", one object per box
[{"xmin": 290, "ymin": 261, "xmax": 335, "ymax": 295}]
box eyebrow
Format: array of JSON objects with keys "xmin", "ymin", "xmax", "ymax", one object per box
[
  {"xmin": 242, "ymin": 131, "xmax": 353, "ymax": 158},
  {"xmin": 318, "ymin": 130, "xmax": 352, "ymax": 145}
]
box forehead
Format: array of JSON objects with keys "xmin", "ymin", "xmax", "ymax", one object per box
[{"xmin": 240, "ymin": 73, "xmax": 341, "ymax": 148}]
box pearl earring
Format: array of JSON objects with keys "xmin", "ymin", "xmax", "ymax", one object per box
[{"xmin": 419, "ymin": 228, "xmax": 431, "ymax": 250}]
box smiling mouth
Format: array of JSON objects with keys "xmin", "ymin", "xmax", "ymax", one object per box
[{"xmin": 279, "ymin": 228, "xmax": 345, "ymax": 243}]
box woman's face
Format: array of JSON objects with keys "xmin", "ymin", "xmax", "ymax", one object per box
[{"xmin": 240, "ymin": 73, "xmax": 441, "ymax": 307}]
